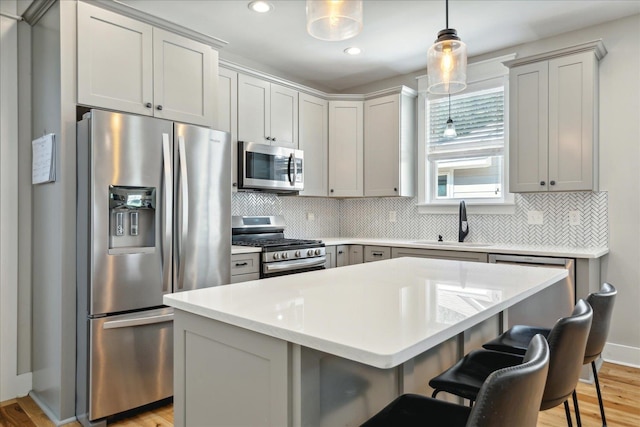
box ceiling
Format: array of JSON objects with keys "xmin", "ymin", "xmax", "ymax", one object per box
[{"xmin": 119, "ymin": 0, "xmax": 640, "ymax": 92}]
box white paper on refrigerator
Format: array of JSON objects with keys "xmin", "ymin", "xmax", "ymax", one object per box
[{"xmin": 32, "ymin": 133, "xmax": 56, "ymax": 184}]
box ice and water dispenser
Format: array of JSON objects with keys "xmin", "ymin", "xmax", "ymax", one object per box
[{"xmin": 109, "ymin": 186, "xmax": 156, "ymax": 252}]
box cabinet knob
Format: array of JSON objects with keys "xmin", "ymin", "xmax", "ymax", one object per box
[
  {"xmin": 232, "ymin": 182, "xmax": 237, "ymax": 187},
  {"xmin": 550, "ymin": 180, "xmax": 556, "ymax": 186},
  {"xmin": 394, "ymin": 187, "xmax": 398, "ymax": 192},
  {"xmin": 266, "ymin": 136, "xmax": 272, "ymax": 141},
  {"xmin": 330, "ymin": 189, "xmax": 334, "ymax": 193},
  {"xmin": 338, "ymin": 250, "xmax": 343, "ymax": 254},
  {"xmin": 540, "ymin": 181, "xmax": 546, "ymax": 186},
  {"xmin": 156, "ymin": 105, "xmax": 163, "ymax": 111},
  {"xmin": 272, "ymin": 137, "xmax": 276, "ymax": 142},
  {"xmin": 145, "ymin": 102, "xmax": 152, "ymax": 108}
]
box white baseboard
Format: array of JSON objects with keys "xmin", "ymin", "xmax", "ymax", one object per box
[
  {"xmin": 603, "ymin": 342, "xmax": 640, "ymax": 368},
  {"xmin": 0, "ymin": 371, "xmax": 31, "ymax": 402},
  {"xmin": 29, "ymin": 391, "xmax": 77, "ymax": 427}
]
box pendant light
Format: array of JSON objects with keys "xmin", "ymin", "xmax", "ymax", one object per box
[
  {"xmin": 443, "ymin": 94, "xmax": 457, "ymax": 138},
  {"xmin": 427, "ymin": 0, "xmax": 467, "ymax": 94},
  {"xmin": 306, "ymin": 0, "xmax": 363, "ymax": 41}
]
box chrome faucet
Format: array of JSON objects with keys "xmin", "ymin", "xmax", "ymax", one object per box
[{"xmin": 458, "ymin": 201, "xmax": 469, "ymax": 242}]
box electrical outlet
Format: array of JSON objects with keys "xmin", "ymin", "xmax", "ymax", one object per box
[
  {"xmin": 569, "ymin": 211, "xmax": 581, "ymax": 226},
  {"xmin": 306, "ymin": 212, "xmax": 315, "ymax": 221},
  {"xmin": 388, "ymin": 211, "xmax": 397, "ymax": 223},
  {"xmin": 527, "ymin": 211, "xmax": 544, "ymax": 225}
]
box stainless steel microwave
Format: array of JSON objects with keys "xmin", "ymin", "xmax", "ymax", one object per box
[{"xmin": 238, "ymin": 141, "xmax": 304, "ymax": 193}]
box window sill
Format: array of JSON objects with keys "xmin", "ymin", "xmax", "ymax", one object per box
[{"xmin": 416, "ymin": 201, "xmax": 516, "ymax": 215}]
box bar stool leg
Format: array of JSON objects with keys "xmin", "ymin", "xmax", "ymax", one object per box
[
  {"xmin": 572, "ymin": 390, "xmax": 582, "ymax": 427},
  {"xmin": 564, "ymin": 400, "xmax": 574, "ymax": 427},
  {"xmin": 592, "ymin": 361, "xmax": 607, "ymax": 426}
]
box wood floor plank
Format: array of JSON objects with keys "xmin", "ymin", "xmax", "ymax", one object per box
[
  {"xmin": 2, "ymin": 361, "xmax": 638, "ymax": 426},
  {"xmin": 0, "ymin": 402, "xmax": 36, "ymax": 427}
]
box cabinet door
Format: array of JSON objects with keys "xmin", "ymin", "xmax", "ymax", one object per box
[
  {"xmin": 152, "ymin": 28, "xmax": 215, "ymax": 127},
  {"xmin": 364, "ymin": 95, "xmax": 400, "ymax": 196},
  {"xmin": 219, "ymin": 68, "xmax": 238, "ymax": 191},
  {"xmin": 349, "ymin": 245, "xmax": 364, "ymax": 265},
  {"xmin": 270, "ymin": 84, "xmax": 298, "ymax": 148},
  {"xmin": 336, "ymin": 245, "xmax": 349, "ymax": 267},
  {"xmin": 77, "ymin": 2, "xmax": 153, "ymax": 116},
  {"xmin": 509, "ymin": 62, "xmax": 549, "ymax": 192},
  {"xmin": 548, "ymin": 52, "xmax": 596, "ymax": 191},
  {"xmin": 329, "ymin": 101, "xmax": 364, "ymax": 197},
  {"xmin": 299, "ymin": 93, "xmax": 328, "ymax": 196},
  {"xmin": 238, "ymin": 74, "xmax": 270, "ymax": 145},
  {"xmin": 324, "ymin": 246, "xmax": 336, "ymax": 269}
]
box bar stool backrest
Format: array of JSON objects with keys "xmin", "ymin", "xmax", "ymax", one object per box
[{"xmin": 584, "ymin": 282, "xmax": 617, "ymax": 363}]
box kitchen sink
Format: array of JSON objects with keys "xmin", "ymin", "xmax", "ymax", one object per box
[{"xmin": 410, "ymin": 240, "xmax": 493, "ymax": 248}]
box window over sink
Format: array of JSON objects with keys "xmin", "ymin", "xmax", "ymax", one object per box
[{"xmin": 417, "ymin": 54, "xmax": 516, "ymax": 213}]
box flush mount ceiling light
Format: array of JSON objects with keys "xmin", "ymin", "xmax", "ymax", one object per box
[
  {"xmin": 443, "ymin": 94, "xmax": 457, "ymax": 138},
  {"xmin": 248, "ymin": 1, "xmax": 273, "ymax": 13},
  {"xmin": 344, "ymin": 46, "xmax": 362, "ymax": 55},
  {"xmin": 427, "ymin": 0, "xmax": 467, "ymax": 94},
  {"xmin": 306, "ymin": 0, "xmax": 363, "ymax": 41}
]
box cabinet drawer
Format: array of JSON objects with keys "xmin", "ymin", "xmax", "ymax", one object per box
[
  {"xmin": 231, "ymin": 253, "xmax": 260, "ymax": 276},
  {"xmin": 230, "ymin": 273, "xmax": 260, "ymax": 284},
  {"xmin": 364, "ymin": 245, "xmax": 391, "ymax": 262},
  {"xmin": 391, "ymin": 247, "xmax": 488, "ymax": 263}
]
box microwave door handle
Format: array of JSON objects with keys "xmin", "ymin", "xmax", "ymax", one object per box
[
  {"xmin": 177, "ymin": 135, "xmax": 189, "ymax": 290},
  {"xmin": 288, "ymin": 153, "xmax": 294, "ymax": 185},
  {"xmin": 293, "ymin": 154, "xmax": 298, "ymax": 185},
  {"xmin": 161, "ymin": 133, "xmax": 172, "ymax": 294}
]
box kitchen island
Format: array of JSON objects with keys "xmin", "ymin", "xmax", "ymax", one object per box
[{"xmin": 164, "ymin": 257, "xmax": 567, "ymax": 427}]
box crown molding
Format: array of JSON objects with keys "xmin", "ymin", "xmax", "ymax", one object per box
[
  {"xmin": 21, "ymin": 0, "xmax": 56, "ymax": 25},
  {"xmin": 504, "ymin": 39, "xmax": 607, "ymax": 68}
]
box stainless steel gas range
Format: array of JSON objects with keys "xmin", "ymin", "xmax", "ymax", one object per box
[{"xmin": 232, "ymin": 216, "xmax": 326, "ymax": 278}]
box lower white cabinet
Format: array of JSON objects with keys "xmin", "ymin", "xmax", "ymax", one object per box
[
  {"xmin": 391, "ymin": 247, "xmax": 488, "ymax": 263},
  {"xmin": 349, "ymin": 245, "xmax": 364, "ymax": 265},
  {"xmin": 325, "ymin": 245, "xmax": 364, "ymax": 268},
  {"xmin": 364, "ymin": 246, "xmax": 391, "ymax": 263},
  {"xmin": 230, "ymin": 253, "xmax": 260, "ymax": 283}
]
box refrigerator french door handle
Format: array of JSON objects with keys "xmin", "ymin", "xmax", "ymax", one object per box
[
  {"xmin": 177, "ymin": 135, "xmax": 189, "ymax": 290},
  {"xmin": 102, "ymin": 313, "xmax": 174, "ymax": 329},
  {"xmin": 161, "ymin": 133, "xmax": 173, "ymax": 293}
]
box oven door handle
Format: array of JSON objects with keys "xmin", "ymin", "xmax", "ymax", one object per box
[{"xmin": 264, "ymin": 256, "xmax": 326, "ymax": 274}]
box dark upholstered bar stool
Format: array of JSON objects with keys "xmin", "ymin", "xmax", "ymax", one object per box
[
  {"xmin": 360, "ymin": 335, "xmax": 550, "ymax": 427},
  {"xmin": 483, "ymin": 282, "xmax": 617, "ymax": 426},
  {"xmin": 429, "ymin": 300, "xmax": 593, "ymax": 427}
]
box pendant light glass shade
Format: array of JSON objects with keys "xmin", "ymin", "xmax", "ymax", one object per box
[
  {"xmin": 443, "ymin": 118, "xmax": 457, "ymax": 138},
  {"xmin": 427, "ymin": 1, "xmax": 467, "ymax": 94},
  {"xmin": 306, "ymin": 0, "xmax": 363, "ymax": 41}
]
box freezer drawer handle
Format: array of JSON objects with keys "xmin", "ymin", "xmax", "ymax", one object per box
[{"xmin": 103, "ymin": 313, "xmax": 174, "ymax": 330}]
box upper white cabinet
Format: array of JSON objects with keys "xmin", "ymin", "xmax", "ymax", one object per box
[
  {"xmin": 507, "ymin": 41, "xmax": 606, "ymax": 192},
  {"xmin": 238, "ymin": 74, "xmax": 298, "ymax": 148},
  {"xmin": 329, "ymin": 100, "xmax": 364, "ymax": 197},
  {"xmin": 364, "ymin": 89, "xmax": 416, "ymax": 197},
  {"xmin": 218, "ymin": 67, "xmax": 238, "ymax": 191},
  {"xmin": 299, "ymin": 93, "xmax": 328, "ymax": 197},
  {"xmin": 77, "ymin": 1, "xmax": 216, "ymax": 127}
]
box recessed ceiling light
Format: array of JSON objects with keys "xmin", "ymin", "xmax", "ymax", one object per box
[
  {"xmin": 344, "ymin": 47, "xmax": 362, "ymax": 56},
  {"xmin": 248, "ymin": 1, "xmax": 273, "ymax": 13}
]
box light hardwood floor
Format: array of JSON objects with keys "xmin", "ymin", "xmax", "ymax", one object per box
[{"xmin": 1, "ymin": 362, "xmax": 638, "ymax": 426}]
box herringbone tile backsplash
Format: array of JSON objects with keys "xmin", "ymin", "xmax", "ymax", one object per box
[{"xmin": 232, "ymin": 192, "xmax": 608, "ymax": 247}]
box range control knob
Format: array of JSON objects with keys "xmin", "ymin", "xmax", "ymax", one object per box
[
  {"xmin": 314, "ymin": 249, "xmax": 321, "ymax": 256},
  {"xmin": 307, "ymin": 249, "xmax": 314, "ymax": 256},
  {"xmin": 295, "ymin": 250, "xmax": 301, "ymax": 258},
  {"xmin": 273, "ymin": 253, "xmax": 280, "ymax": 260},
  {"xmin": 282, "ymin": 252, "xmax": 289, "ymax": 259}
]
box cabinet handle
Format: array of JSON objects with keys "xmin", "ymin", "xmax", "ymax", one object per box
[
  {"xmin": 372, "ymin": 252, "xmax": 384, "ymax": 257},
  {"xmin": 232, "ymin": 182, "xmax": 238, "ymax": 187},
  {"xmin": 540, "ymin": 181, "xmax": 546, "ymax": 186},
  {"xmin": 235, "ymin": 262, "xmax": 248, "ymax": 267},
  {"xmin": 330, "ymin": 189, "xmax": 334, "ymax": 193},
  {"xmin": 266, "ymin": 136, "xmax": 272, "ymax": 141},
  {"xmin": 338, "ymin": 250, "xmax": 343, "ymax": 254},
  {"xmin": 272, "ymin": 137, "xmax": 276, "ymax": 142},
  {"xmin": 550, "ymin": 180, "xmax": 556, "ymax": 186},
  {"xmin": 157, "ymin": 105, "xmax": 163, "ymax": 111},
  {"xmin": 145, "ymin": 102, "xmax": 152, "ymax": 108},
  {"xmin": 394, "ymin": 187, "xmax": 398, "ymax": 192}
]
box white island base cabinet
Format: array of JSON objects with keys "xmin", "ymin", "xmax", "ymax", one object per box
[{"xmin": 172, "ymin": 310, "xmax": 499, "ymax": 427}]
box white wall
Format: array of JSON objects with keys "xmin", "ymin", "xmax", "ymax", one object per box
[{"xmin": 0, "ymin": 0, "xmax": 32, "ymax": 402}]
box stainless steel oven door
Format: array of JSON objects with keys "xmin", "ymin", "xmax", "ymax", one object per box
[
  {"xmin": 239, "ymin": 141, "xmax": 304, "ymax": 192},
  {"xmin": 89, "ymin": 307, "xmax": 173, "ymax": 420},
  {"xmin": 263, "ymin": 256, "xmax": 326, "ymax": 278}
]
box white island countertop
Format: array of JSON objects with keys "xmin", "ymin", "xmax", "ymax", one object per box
[{"xmin": 164, "ymin": 257, "xmax": 567, "ymax": 369}]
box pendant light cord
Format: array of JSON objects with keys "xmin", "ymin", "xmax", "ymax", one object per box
[
  {"xmin": 448, "ymin": 93, "xmax": 451, "ymax": 119},
  {"xmin": 445, "ymin": 0, "xmax": 449, "ymax": 29}
]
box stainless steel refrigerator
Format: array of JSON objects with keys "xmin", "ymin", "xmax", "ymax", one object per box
[{"xmin": 75, "ymin": 109, "xmax": 230, "ymax": 425}]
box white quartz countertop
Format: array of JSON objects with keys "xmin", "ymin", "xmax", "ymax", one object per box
[
  {"xmin": 319, "ymin": 237, "xmax": 608, "ymax": 259},
  {"xmin": 231, "ymin": 245, "xmax": 262, "ymax": 255},
  {"xmin": 164, "ymin": 257, "xmax": 567, "ymax": 369}
]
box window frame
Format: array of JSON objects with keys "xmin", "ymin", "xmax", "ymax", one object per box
[{"xmin": 416, "ymin": 54, "xmax": 516, "ymax": 214}]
